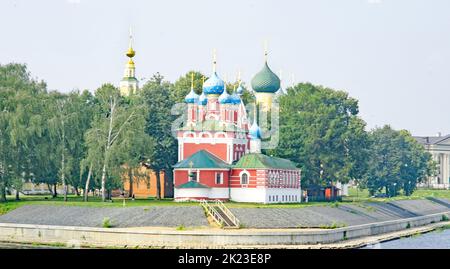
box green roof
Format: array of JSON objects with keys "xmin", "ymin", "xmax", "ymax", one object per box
[
  {"xmin": 233, "ymin": 153, "xmax": 299, "ymax": 170},
  {"xmin": 173, "ymin": 150, "xmax": 230, "ymax": 169},
  {"xmin": 121, "ymin": 77, "xmax": 138, "ymax": 82},
  {"xmin": 176, "ymin": 181, "xmax": 210, "ymax": 189}
]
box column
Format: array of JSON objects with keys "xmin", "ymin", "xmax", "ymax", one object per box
[{"xmin": 445, "ymin": 154, "xmax": 450, "ymax": 188}]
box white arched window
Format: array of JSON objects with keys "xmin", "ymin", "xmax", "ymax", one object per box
[{"xmin": 240, "ymin": 171, "xmax": 249, "ymax": 185}]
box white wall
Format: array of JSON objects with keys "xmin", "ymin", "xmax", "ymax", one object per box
[
  {"xmin": 174, "ymin": 187, "xmax": 229, "ymax": 201},
  {"xmin": 231, "ymin": 187, "xmax": 302, "ymax": 204}
]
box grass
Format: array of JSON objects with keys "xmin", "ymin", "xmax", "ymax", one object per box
[
  {"xmin": 0, "ymin": 195, "xmax": 198, "ymax": 216},
  {"xmin": 346, "ymin": 187, "xmax": 450, "ymax": 202},
  {"xmin": 102, "ymin": 217, "xmax": 112, "ymax": 228},
  {"xmin": 1, "ymin": 187, "xmax": 450, "ymax": 216}
]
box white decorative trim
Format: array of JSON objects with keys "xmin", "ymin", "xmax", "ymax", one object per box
[
  {"xmin": 239, "ymin": 170, "xmax": 250, "ymax": 185},
  {"xmin": 199, "ymin": 131, "xmax": 213, "ymax": 139}
]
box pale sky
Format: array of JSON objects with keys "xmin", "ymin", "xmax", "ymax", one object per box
[{"xmin": 1, "ymin": 0, "xmax": 449, "ymax": 136}]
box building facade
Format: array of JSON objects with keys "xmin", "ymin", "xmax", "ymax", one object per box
[
  {"xmin": 173, "ymin": 52, "xmax": 301, "ymax": 203},
  {"xmin": 414, "ymin": 134, "xmax": 450, "ymax": 189}
]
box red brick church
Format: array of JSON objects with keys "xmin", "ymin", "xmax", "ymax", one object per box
[{"xmin": 173, "ymin": 52, "xmax": 302, "ymax": 203}]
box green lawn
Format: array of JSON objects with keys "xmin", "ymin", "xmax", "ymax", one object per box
[
  {"xmin": 0, "ymin": 195, "xmax": 198, "ymax": 216},
  {"xmin": 345, "ymin": 187, "xmax": 450, "ymax": 202},
  {"xmin": 1, "ymin": 187, "xmax": 450, "ymax": 216}
]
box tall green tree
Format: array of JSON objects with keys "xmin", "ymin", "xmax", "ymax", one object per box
[
  {"xmin": 46, "ymin": 90, "xmax": 95, "ymax": 201},
  {"xmin": 362, "ymin": 126, "xmax": 434, "ymax": 197},
  {"xmin": 84, "ymin": 84, "xmax": 147, "ymax": 201},
  {"xmin": 0, "ymin": 64, "xmax": 47, "ymax": 202},
  {"xmin": 141, "ymin": 73, "xmax": 178, "ymax": 199},
  {"xmin": 268, "ymin": 83, "xmax": 369, "ymax": 188}
]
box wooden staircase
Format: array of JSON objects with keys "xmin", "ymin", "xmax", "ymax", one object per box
[{"xmin": 200, "ymin": 200, "xmax": 240, "ymax": 228}]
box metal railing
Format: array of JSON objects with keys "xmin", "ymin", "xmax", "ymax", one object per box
[
  {"xmin": 200, "ymin": 200, "xmax": 240, "ymax": 228},
  {"xmin": 215, "ymin": 200, "xmax": 240, "ymax": 228},
  {"xmin": 200, "ymin": 200, "xmax": 226, "ymax": 228}
]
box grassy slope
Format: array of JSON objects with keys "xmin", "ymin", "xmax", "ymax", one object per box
[{"xmin": 1, "ymin": 188, "xmax": 450, "ymax": 216}]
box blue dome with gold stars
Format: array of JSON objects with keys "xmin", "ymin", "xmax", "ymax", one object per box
[{"xmin": 184, "ymin": 89, "xmax": 199, "ymax": 104}]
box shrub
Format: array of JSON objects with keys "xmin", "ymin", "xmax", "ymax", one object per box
[{"xmin": 102, "ymin": 217, "xmax": 113, "ymax": 228}]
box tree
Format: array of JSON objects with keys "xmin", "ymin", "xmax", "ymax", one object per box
[
  {"xmin": 362, "ymin": 126, "xmax": 434, "ymax": 197},
  {"xmin": 268, "ymin": 83, "xmax": 369, "ymax": 188},
  {"xmin": 45, "ymin": 90, "xmax": 95, "ymax": 201},
  {"xmin": 0, "ymin": 64, "xmax": 47, "ymax": 202},
  {"xmin": 84, "ymin": 84, "xmax": 147, "ymax": 201},
  {"xmin": 171, "ymin": 71, "xmax": 205, "ymax": 103},
  {"xmin": 141, "ymin": 73, "xmax": 178, "ymax": 199}
]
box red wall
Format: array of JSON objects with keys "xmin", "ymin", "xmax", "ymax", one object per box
[
  {"xmin": 183, "ymin": 143, "xmax": 227, "ymax": 162},
  {"xmin": 229, "ymin": 169, "xmax": 259, "ymax": 188},
  {"xmin": 174, "ymin": 170, "xmax": 190, "ymax": 187},
  {"xmin": 174, "ymin": 169, "xmax": 230, "ymax": 188}
]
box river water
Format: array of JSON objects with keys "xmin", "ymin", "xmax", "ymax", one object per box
[{"xmin": 363, "ymin": 229, "xmax": 450, "ymax": 249}]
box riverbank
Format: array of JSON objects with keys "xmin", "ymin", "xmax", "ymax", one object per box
[{"xmin": 0, "ymin": 211, "xmax": 448, "ymax": 248}]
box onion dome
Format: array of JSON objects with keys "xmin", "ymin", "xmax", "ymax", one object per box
[
  {"xmin": 230, "ymin": 90, "xmax": 241, "ymax": 105},
  {"xmin": 218, "ymin": 88, "xmax": 232, "ymax": 104},
  {"xmin": 251, "ymin": 62, "xmax": 280, "ymax": 93},
  {"xmin": 198, "ymin": 91, "xmax": 207, "ymax": 106},
  {"xmin": 184, "ymin": 89, "xmax": 199, "ymax": 104},
  {"xmin": 236, "ymin": 84, "xmax": 244, "ymax": 96},
  {"xmin": 249, "ymin": 119, "xmax": 261, "ymax": 139},
  {"xmin": 203, "ymin": 72, "xmax": 225, "ymax": 95}
]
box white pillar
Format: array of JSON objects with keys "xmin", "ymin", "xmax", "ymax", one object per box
[{"xmin": 444, "ymin": 154, "xmax": 450, "ymax": 187}]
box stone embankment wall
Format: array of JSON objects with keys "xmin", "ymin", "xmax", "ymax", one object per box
[{"xmin": 0, "ymin": 212, "xmax": 448, "ymax": 248}]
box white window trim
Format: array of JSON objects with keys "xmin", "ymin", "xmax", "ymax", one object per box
[{"xmin": 239, "ymin": 170, "xmax": 250, "ymax": 186}]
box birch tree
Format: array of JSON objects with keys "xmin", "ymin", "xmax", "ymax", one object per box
[{"xmin": 85, "ymin": 84, "xmax": 147, "ymax": 202}]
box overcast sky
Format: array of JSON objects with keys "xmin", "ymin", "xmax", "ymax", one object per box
[{"xmin": 1, "ymin": 0, "xmax": 449, "ymax": 136}]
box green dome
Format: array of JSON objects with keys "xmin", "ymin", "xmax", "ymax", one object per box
[{"xmin": 251, "ymin": 61, "xmax": 280, "ymax": 93}]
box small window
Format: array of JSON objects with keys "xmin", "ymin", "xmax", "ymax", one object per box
[
  {"xmin": 215, "ymin": 172, "xmax": 223, "ymax": 184},
  {"xmin": 241, "ymin": 172, "xmax": 249, "ymax": 185},
  {"xmin": 190, "ymin": 171, "xmax": 198, "ymax": 182},
  {"xmin": 147, "ymin": 182, "xmax": 151, "ymax": 189},
  {"xmin": 269, "ymin": 196, "xmax": 271, "ymax": 202}
]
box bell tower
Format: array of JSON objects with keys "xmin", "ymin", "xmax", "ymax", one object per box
[{"xmin": 119, "ymin": 27, "xmax": 139, "ymax": 96}]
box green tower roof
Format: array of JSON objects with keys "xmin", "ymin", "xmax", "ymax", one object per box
[{"xmin": 251, "ymin": 61, "xmax": 281, "ymax": 93}]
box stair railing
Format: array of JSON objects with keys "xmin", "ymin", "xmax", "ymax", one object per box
[
  {"xmin": 214, "ymin": 200, "xmax": 240, "ymax": 228},
  {"xmin": 200, "ymin": 200, "xmax": 226, "ymax": 227}
]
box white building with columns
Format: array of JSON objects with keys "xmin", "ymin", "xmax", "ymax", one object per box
[{"xmin": 414, "ymin": 134, "xmax": 450, "ymax": 189}]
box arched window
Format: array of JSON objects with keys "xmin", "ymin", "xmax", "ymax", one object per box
[{"xmin": 240, "ymin": 172, "xmax": 249, "ymax": 185}]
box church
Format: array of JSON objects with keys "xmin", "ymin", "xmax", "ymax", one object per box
[
  {"xmin": 173, "ymin": 52, "xmax": 302, "ymax": 203},
  {"xmin": 117, "ymin": 31, "xmax": 302, "ymax": 203}
]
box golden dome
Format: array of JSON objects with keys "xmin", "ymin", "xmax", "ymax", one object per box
[{"xmin": 126, "ymin": 46, "xmax": 135, "ymax": 58}]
